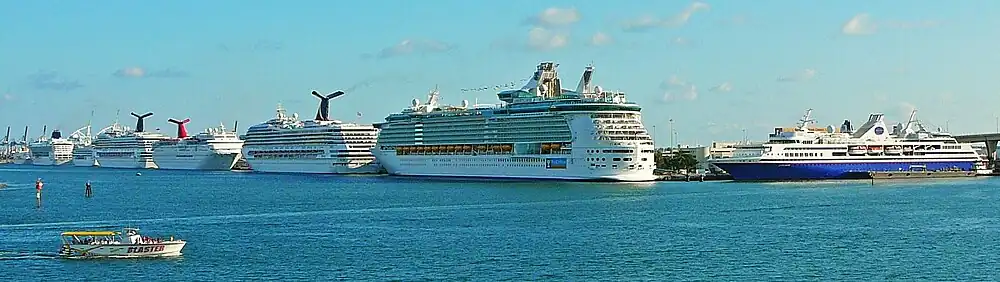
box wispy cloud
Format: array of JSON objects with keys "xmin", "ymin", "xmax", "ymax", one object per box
[
  {"xmin": 373, "ymin": 39, "xmax": 456, "ymax": 59},
  {"xmin": 622, "ymin": 2, "xmax": 709, "ymax": 32},
  {"xmin": 524, "ymin": 7, "xmax": 581, "ymax": 27},
  {"xmin": 526, "ymin": 27, "xmax": 569, "ymax": 51},
  {"xmin": 590, "ymin": 32, "xmax": 612, "ymax": 46},
  {"xmin": 113, "ymin": 67, "xmax": 190, "ymax": 78},
  {"xmin": 842, "ymin": 13, "xmax": 939, "ymax": 35},
  {"xmin": 660, "ymin": 75, "xmax": 698, "ymax": 102},
  {"xmin": 27, "ymin": 71, "xmax": 83, "ymax": 91},
  {"xmin": 709, "ymin": 82, "xmax": 732, "ymax": 92},
  {"xmin": 776, "ymin": 69, "xmax": 817, "ymax": 82}
]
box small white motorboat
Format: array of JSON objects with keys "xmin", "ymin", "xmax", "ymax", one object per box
[{"xmin": 58, "ymin": 227, "xmax": 186, "ymax": 259}]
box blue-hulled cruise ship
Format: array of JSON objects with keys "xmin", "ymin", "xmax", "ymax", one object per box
[{"xmin": 710, "ymin": 109, "xmax": 981, "ymax": 181}]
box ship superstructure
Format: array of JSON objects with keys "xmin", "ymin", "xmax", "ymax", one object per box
[
  {"xmin": 29, "ymin": 125, "xmax": 75, "ymax": 166},
  {"xmin": 152, "ymin": 118, "xmax": 245, "ymax": 170},
  {"xmin": 241, "ymin": 90, "xmax": 380, "ymax": 174},
  {"xmin": 93, "ymin": 112, "xmax": 171, "ymax": 169},
  {"xmin": 69, "ymin": 123, "xmax": 97, "ymax": 167},
  {"xmin": 710, "ymin": 109, "xmax": 982, "ymax": 180},
  {"xmin": 8, "ymin": 126, "xmax": 31, "ymax": 165},
  {"xmin": 373, "ymin": 61, "xmax": 656, "ymax": 181}
]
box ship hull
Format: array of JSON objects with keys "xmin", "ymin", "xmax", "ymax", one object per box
[
  {"xmin": 31, "ymin": 157, "xmax": 73, "ymax": 166},
  {"xmin": 61, "ymin": 242, "xmax": 186, "ymax": 259},
  {"xmin": 373, "ymin": 151, "xmax": 656, "ymax": 182},
  {"xmin": 95, "ymin": 157, "xmax": 157, "ymax": 169},
  {"xmin": 245, "ymin": 158, "xmax": 381, "ymax": 174},
  {"xmin": 712, "ymin": 160, "xmax": 977, "ymax": 181},
  {"xmin": 152, "ymin": 153, "xmax": 241, "ymax": 171},
  {"xmin": 73, "ymin": 158, "xmax": 99, "ymax": 167}
]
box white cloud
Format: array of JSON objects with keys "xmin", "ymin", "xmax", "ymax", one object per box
[
  {"xmin": 527, "ymin": 27, "xmax": 569, "ymax": 50},
  {"xmin": 776, "ymin": 69, "xmax": 817, "ymax": 82},
  {"xmin": 660, "ymin": 75, "xmax": 698, "ymax": 102},
  {"xmin": 376, "ymin": 39, "xmax": 454, "ymax": 59},
  {"xmin": 3, "ymin": 94, "xmax": 13, "ymax": 101},
  {"xmin": 671, "ymin": 37, "xmax": 689, "ymax": 45},
  {"xmin": 115, "ymin": 67, "xmax": 145, "ymax": 78},
  {"xmin": 622, "ymin": 2, "xmax": 709, "ymax": 32},
  {"xmin": 709, "ymin": 82, "xmax": 732, "ymax": 92},
  {"xmin": 842, "ymin": 14, "xmax": 876, "ymax": 35},
  {"xmin": 527, "ymin": 7, "xmax": 581, "ymax": 27},
  {"xmin": 590, "ymin": 32, "xmax": 612, "ymax": 46},
  {"xmin": 113, "ymin": 67, "xmax": 189, "ymax": 78},
  {"xmin": 842, "ymin": 14, "xmax": 939, "ymax": 35}
]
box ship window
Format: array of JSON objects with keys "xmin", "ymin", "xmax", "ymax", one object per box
[{"xmin": 613, "ymin": 158, "xmax": 621, "ymax": 161}]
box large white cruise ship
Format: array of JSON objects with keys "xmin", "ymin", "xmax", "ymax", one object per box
[
  {"xmin": 93, "ymin": 112, "xmax": 171, "ymax": 169},
  {"xmin": 710, "ymin": 109, "xmax": 982, "ymax": 180},
  {"xmin": 69, "ymin": 115, "xmax": 98, "ymax": 167},
  {"xmin": 152, "ymin": 118, "xmax": 245, "ymax": 170},
  {"xmin": 241, "ymin": 91, "xmax": 381, "ymax": 174},
  {"xmin": 373, "ymin": 61, "xmax": 656, "ymax": 181},
  {"xmin": 29, "ymin": 127, "xmax": 75, "ymax": 166}
]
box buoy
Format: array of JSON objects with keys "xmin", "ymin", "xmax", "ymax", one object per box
[{"xmin": 136, "ymin": 172, "xmax": 142, "ymax": 176}]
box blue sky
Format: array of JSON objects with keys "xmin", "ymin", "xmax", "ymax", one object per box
[{"xmin": 2, "ymin": 0, "xmax": 998, "ymax": 146}]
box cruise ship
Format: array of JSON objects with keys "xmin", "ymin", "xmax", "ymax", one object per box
[
  {"xmin": 69, "ymin": 116, "xmax": 98, "ymax": 167},
  {"xmin": 372, "ymin": 61, "xmax": 657, "ymax": 181},
  {"xmin": 152, "ymin": 118, "xmax": 245, "ymax": 170},
  {"xmin": 241, "ymin": 91, "xmax": 381, "ymax": 174},
  {"xmin": 710, "ymin": 109, "xmax": 982, "ymax": 181},
  {"xmin": 29, "ymin": 126, "xmax": 75, "ymax": 166},
  {"xmin": 93, "ymin": 112, "xmax": 171, "ymax": 169}
]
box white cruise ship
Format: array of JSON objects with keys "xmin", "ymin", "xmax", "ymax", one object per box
[
  {"xmin": 152, "ymin": 118, "xmax": 245, "ymax": 170},
  {"xmin": 242, "ymin": 91, "xmax": 381, "ymax": 174},
  {"xmin": 93, "ymin": 112, "xmax": 171, "ymax": 169},
  {"xmin": 69, "ymin": 124, "xmax": 97, "ymax": 167},
  {"xmin": 373, "ymin": 61, "xmax": 656, "ymax": 181},
  {"xmin": 710, "ymin": 109, "xmax": 982, "ymax": 180},
  {"xmin": 29, "ymin": 127, "xmax": 75, "ymax": 166}
]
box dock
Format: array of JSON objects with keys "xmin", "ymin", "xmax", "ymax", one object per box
[
  {"xmin": 656, "ymin": 174, "xmax": 733, "ymax": 182},
  {"xmin": 867, "ymin": 170, "xmax": 976, "ymax": 179}
]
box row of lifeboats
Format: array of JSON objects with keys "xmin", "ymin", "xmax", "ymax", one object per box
[
  {"xmin": 396, "ymin": 144, "xmax": 513, "ymax": 155},
  {"xmin": 847, "ymin": 144, "xmax": 935, "ymax": 155},
  {"xmin": 394, "ymin": 143, "xmax": 570, "ymax": 155}
]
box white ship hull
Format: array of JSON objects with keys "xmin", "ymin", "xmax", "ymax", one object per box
[
  {"xmin": 31, "ymin": 157, "xmax": 73, "ymax": 166},
  {"xmin": 153, "ymin": 152, "xmax": 241, "ymax": 171},
  {"xmin": 95, "ymin": 157, "xmax": 156, "ymax": 169},
  {"xmin": 12, "ymin": 158, "xmax": 30, "ymax": 165},
  {"xmin": 374, "ymin": 152, "xmax": 656, "ymax": 182},
  {"xmin": 73, "ymin": 158, "xmax": 99, "ymax": 167},
  {"xmin": 245, "ymin": 158, "xmax": 381, "ymax": 174},
  {"xmin": 61, "ymin": 241, "xmax": 186, "ymax": 258}
]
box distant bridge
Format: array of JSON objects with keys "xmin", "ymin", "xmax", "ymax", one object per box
[{"xmin": 954, "ymin": 133, "xmax": 1000, "ymax": 168}]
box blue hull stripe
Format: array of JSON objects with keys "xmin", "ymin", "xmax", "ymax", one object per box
[{"xmin": 713, "ymin": 161, "xmax": 975, "ymax": 181}]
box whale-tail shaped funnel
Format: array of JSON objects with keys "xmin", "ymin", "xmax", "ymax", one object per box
[
  {"xmin": 311, "ymin": 90, "xmax": 345, "ymax": 121},
  {"xmin": 130, "ymin": 112, "xmax": 153, "ymax": 132},
  {"xmin": 167, "ymin": 118, "xmax": 191, "ymax": 138}
]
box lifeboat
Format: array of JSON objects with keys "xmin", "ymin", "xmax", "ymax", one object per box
[
  {"xmin": 848, "ymin": 146, "xmax": 867, "ymax": 155},
  {"xmin": 902, "ymin": 146, "xmax": 914, "ymax": 152},
  {"xmin": 464, "ymin": 145, "xmax": 472, "ymax": 152},
  {"xmin": 476, "ymin": 145, "xmax": 486, "ymax": 151},
  {"xmin": 502, "ymin": 144, "xmax": 513, "ymax": 151},
  {"xmin": 551, "ymin": 143, "xmax": 562, "ymax": 150},
  {"xmin": 541, "ymin": 143, "xmax": 551, "ymax": 150},
  {"xmin": 867, "ymin": 145, "xmax": 884, "ymax": 155},
  {"xmin": 884, "ymin": 145, "xmax": 903, "ymax": 155}
]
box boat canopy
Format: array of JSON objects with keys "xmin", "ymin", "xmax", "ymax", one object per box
[{"xmin": 61, "ymin": 231, "xmax": 119, "ymax": 236}]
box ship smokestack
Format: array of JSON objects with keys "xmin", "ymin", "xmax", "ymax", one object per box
[
  {"xmin": 575, "ymin": 64, "xmax": 594, "ymax": 93},
  {"xmin": 50, "ymin": 130, "xmax": 62, "ymax": 139},
  {"xmin": 168, "ymin": 118, "xmax": 191, "ymax": 138},
  {"xmin": 22, "ymin": 126, "xmax": 28, "ymax": 142},
  {"xmin": 130, "ymin": 112, "xmax": 153, "ymax": 132},
  {"xmin": 311, "ymin": 90, "xmax": 345, "ymax": 121}
]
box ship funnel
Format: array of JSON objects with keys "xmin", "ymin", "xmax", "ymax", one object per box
[
  {"xmin": 50, "ymin": 130, "xmax": 62, "ymax": 140},
  {"xmin": 167, "ymin": 118, "xmax": 191, "ymax": 138},
  {"xmin": 575, "ymin": 64, "xmax": 594, "ymax": 93},
  {"xmin": 311, "ymin": 90, "xmax": 345, "ymax": 121},
  {"xmin": 130, "ymin": 112, "xmax": 153, "ymax": 132}
]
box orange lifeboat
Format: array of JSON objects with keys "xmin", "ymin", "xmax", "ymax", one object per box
[{"xmin": 502, "ymin": 144, "xmax": 513, "ymax": 151}]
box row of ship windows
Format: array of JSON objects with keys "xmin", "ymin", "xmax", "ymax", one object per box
[
  {"xmin": 586, "ymin": 157, "xmax": 649, "ymax": 162},
  {"xmin": 590, "ymin": 163, "xmax": 649, "ymax": 170}
]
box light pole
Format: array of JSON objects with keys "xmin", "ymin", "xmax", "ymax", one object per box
[
  {"xmin": 668, "ymin": 119, "xmax": 675, "ymax": 148},
  {"xmin": 742, "ymin": 128, "xmax": 747, "ymax": 144},
  {"xmin": 652, "ymin": 125, "xmax": 657, "ymax": 148}
]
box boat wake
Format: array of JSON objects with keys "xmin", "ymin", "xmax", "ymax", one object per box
[{"xmin": 0, "ymin": 250, "xmax": 58, "ymax": 260}]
